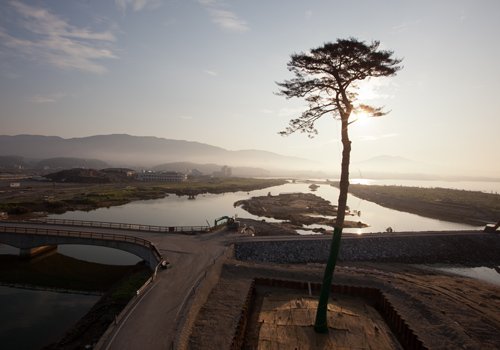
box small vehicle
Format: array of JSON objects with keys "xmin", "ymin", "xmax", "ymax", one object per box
[{"xmin": 214, "ymin": 216, "xmax": 240, "ymax": 230}]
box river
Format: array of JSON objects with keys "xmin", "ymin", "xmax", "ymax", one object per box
[
  {"xmin": 0, "ymin": 179, "xmax": 498, "ymax": 348},
  {"xmin": 45, "ymin": 179, "xmax": 491, "ymax": 233}
]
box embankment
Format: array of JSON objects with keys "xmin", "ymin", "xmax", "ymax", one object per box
[{"xmin": 235, "ymin": 231, "xmax": 500, "ymax": 267}]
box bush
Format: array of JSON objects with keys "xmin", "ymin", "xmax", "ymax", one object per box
[{"xmin": 109, "ymin": 271, "xmax": 151, "ymax": 302}]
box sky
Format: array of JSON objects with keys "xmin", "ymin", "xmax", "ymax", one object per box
[{"xmin": 1, "ymin": 0, "xmax": 499, "ymax": 178}]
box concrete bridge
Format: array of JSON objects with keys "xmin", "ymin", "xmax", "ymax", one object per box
[{"xmin": 0, "ymin": 224, "xmax": 164, "ymax": 270}]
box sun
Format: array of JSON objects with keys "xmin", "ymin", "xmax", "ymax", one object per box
[{"xmin": 352, "ymin": 111, "xmax": 370, "ymax": 125}]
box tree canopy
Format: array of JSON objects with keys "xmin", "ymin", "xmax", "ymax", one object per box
[{"xmin": 276, "ymin": 37, "xmax": 403, "ymax": 137}]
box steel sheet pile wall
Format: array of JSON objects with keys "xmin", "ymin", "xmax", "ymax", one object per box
[{"xmin": 229, "ymin": 278, "xmax": 429, "ymax": 350}]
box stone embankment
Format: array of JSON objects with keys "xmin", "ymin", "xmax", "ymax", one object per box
[{"xmin": 234, "ymin": 231, "xmax": 500, "ymax": 267}]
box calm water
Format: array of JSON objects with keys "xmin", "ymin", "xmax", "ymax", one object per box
[
  {"xmin": 0, "ymin": 286, "xmax": 100, "ymax": 350},
  {"xmin": 0, "ymin": 244, "xmax": 140, "ymax": 350},
  {"xmin": 48, "ymin": 180, "xmax": 487, "ymax": 233}
]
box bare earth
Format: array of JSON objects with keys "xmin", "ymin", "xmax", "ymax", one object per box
[
  {"xmin": 188, "ymin": 259, "xmax": 500, "ymax": 350},
  {"xmin": 235, "ymin": 192, "xmax": 367, "ymax": 233}
]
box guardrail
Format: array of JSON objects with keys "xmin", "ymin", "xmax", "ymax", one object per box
[{"xmin": 22, "ymin": 218, "xmax": 210, "ymax": 234}]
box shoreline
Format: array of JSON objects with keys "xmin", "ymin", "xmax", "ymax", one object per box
[
  {"xmin": 0, "ymin": 178, "xmax": 287, "ymax": 219},
  {"xmin": 338, "ymin": 182, "xmax": 500, "ymax": 226},
  {"xmin": 2, "ymin": 178, "xmax": 498, "ymax": 228}
]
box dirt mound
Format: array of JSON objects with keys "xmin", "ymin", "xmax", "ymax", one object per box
[{"xmin": 235, "ymin": 192, "xmax": 367, "ymax": 230}]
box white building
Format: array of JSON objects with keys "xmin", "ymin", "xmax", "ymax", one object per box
[
  {"xmin": 213, "ymin": 165, "xmax": 232, "ymax": 178},
  {"xmin": 137, "ymin": 171, "xmax": 187, "ymax": 182}
]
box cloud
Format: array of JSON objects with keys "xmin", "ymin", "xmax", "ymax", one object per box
[
  {"xmin": 392, "ymin": 20, "xmax": 421, "ymax": 33},
  {"xmin": 197, "ymin": 1, "xmax": 249, "ymax": 32},
  {"xmin": 181, "ymin": 116, "xmax": 194, "ymax": 120},
  {"xmin": 27, "ymin": 93, "xmax": 67, "ymax": 103},
  {"xmin": 0, "ymin": 1, "xmax": 118, "ymax": 74},
  {"xmin": 204, "ymin": 70, "xmax": 217, "ymax": 76},
  {"xmin": 305, "ymin": 10, "xmax": 312, "ymax": 20},
  {"xmin": 115, "ymin": 0, "xmax": 162, "ymax": 12}
]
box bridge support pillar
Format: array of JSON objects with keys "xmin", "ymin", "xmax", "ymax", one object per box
[{"xmin": 20, "ymin": 245, "xmax": 58, "ymax": 259}]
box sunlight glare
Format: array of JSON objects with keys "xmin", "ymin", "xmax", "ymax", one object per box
[
  {"xmin": 353, "ymin": 111, "xmax": 370, "ymax": 126},
  {"xmin": 351, "ymin": 178, "xmax": 373, "ymax": 185}
]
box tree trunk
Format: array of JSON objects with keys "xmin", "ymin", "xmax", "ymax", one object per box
[{"xmin": 313, "ymin": 118, "xmax": 351, "ymax": 333}]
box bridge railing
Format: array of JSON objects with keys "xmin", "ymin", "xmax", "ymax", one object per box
[
  {"xmin": 22, "ymin": 218, "xmax": 210, "ymax": 234},
  {"xmin": 0, "ymin": 225, "xmax": 153, "ymax": 249}
]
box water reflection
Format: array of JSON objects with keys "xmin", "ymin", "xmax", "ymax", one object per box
[
  {"xmin": 58, "ymin": 245, "xmax": 142, "ymax": 265},
  {"xmin": 0, "ymin": 286, "xmax": 99, "ymax": 350},
  {"xmin": 48, "ymin": 182, "xmax": 484, "ymax": 233},
  {"xmin": 0, "ymin": 244, "xmax": 139, "ymax": 349}
]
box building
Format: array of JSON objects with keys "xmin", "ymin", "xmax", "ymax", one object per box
[
  {"xmin": 137, "ymin": 171, "xmax": 187, "ymax": 182},
  {"xmin": 213, "ymin": 165, "xmax": 232, "ymax": 178},
  {"xmin": 189, "ymin": 169, "xmax": 204, "ymax": 177},
  {"xmin": 221, "ymin": 166, "xmax": 232, "ymax": 177}
]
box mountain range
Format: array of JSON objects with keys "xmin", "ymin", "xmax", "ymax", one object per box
[
  {"xmin": 2, "ymin": 134, "xmax": 496, "ymax": 181},
  {"xmin": 0, "ymin": 134, "xmax": 319, "ymax": 173}
]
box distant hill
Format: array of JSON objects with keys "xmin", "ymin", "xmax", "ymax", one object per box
[
  {"xmin": 36, "ymin": 157, "xmax": 110, "ymax": 169},
  {"xmin": 0, "ymin": 155, "xmax": 30, "ymax": 169},
  {"xmin": 0, "ymin": 134, "xmax": 317, "ymax": 171}
]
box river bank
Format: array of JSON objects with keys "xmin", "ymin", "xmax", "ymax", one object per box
[
  {"xmin": 338, "ymin": 182, "xmax": 500, "ymax": 226},
  {"xmin": 0, "ymin": 178, "xmax": 287, "ymax": 219}
]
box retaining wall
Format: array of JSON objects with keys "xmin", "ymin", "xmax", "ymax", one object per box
[{"xmin": 235, "ymin": 232, "xmax": 500, "ymax": 266}]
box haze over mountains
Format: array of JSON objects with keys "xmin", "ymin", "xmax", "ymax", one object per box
[
  {"xmin": 0, "ymin": 134, "xmax": 319, "ymax": 175},
  {"xmin": 1, "ymin": 134, "xmax": 496, "ymax": 181}
]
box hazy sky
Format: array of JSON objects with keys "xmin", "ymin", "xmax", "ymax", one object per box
[{"xmin": 1, "ymin": 0, "xmax": 499, "ymax": 177}]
